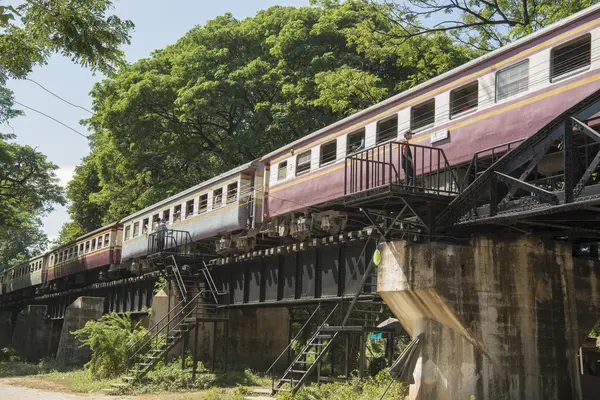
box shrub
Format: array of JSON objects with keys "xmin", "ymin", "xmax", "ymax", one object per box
[{"xmin": 72, "ymin": 312, "xmax": 147, "ymax": 379}]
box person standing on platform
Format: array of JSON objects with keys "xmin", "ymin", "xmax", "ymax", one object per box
[{"xmin": 401, "ymin": 130, "xmax": 414, "ymax": 186}]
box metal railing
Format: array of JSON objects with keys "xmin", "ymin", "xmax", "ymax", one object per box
[
  {"xmin": 267, "ymin": 303, "xmax": 322, "ymax": 387},
  {"xmin": 147, "ymin": 229, "xmax": 194, "ymax": 256},
  {"xmin": 166, "ymin": 255, "xmax": 187, "ymax": 301},
  {"xmin": 126, "ymin": 289, "xmax": 216, "ymax": 366},
  {"xmin": 345, "ymin": 141, "xmax": 460, "ymax": 196},
  {"xmin": 460, "ymin": 138, "xmax": 526, "ymax": 190}
]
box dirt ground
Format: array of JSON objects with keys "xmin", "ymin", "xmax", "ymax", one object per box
[{"xmin": 0, "ymin": 377, "xmax": 220, "ymax": 400}]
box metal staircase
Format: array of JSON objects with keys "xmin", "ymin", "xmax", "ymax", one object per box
[
  {"xmin": 272, "ymin": 234, "xmax": 383, "ymax": 395},
  {"xmin": 111, "ymin": 261, "xmax": 224, "ymax": 389}
]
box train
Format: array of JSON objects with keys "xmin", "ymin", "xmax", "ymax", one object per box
[{"xmin": 3, "ymin": 3, "xmax": 600, "ymax": 298}]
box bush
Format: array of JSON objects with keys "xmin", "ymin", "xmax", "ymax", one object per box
[{"xmin": 72, "ymin": 312, "xmax": 147, "ymax": 379}]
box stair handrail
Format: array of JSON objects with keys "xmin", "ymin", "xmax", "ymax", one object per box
[
  {"xmin": 126, "ymin": 289, "xmax": 215, "ymax": 364},
  {"xmin": 167, "ymin": 255, "xmax": 187, "ymax": 300},
  {"xmin": 273, "ymin": 303, "xmax": 339, "ymax": 392},
  {"xmin": 201, "ymin": 261, "xmax": 220, "ymax": 304},
  {"xmin": 267, "ymin": 303, "xmax": 322, "ymax": 377}
]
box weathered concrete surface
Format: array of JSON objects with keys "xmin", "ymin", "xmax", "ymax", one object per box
[
  {"xmin": 194, "ymin": 307, "xmax": 290, "ymax": 370},
  {"xmin": 56, "ymin": 297, "xmax": 104, "ymax": 365},
  {"xmin": 0, "ymin": 310, "xmax": 13, "ymax": 350},
  {"xmin": 378, "ymin": 236, "xmax": 600, "ymax": 400},
  {"xmin": 148, "ymin": 289, "xmax": 169, "ymax": 330},
  {"xmin": 11, "ymin": 305, "xmax": 50, "ymax": 361}
]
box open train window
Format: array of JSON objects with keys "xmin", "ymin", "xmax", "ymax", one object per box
[
  {"xmin": 377, "ymin": 116, "xmax": 398, "ymax": 143},
  {"xmin": 133, "ymin": 222, "xmax": 140, "ymax": 237},
  {"xmin": 411, "ymin": 99, "xmax": 435, "ymax": 131},
  {"xmin": 104, "ymin": 234, "xmax": 110, "ymax": 248},
  {"xmin": 496, "ymin": 60, "xmax": 529, "ymax": 101},
  {"xmin": 79, "ymin": 243, "xmax": 84, "ymax": 255},
  {"xmin": 551, "ymin": 34, "xmax": 591, "ymax": 82},
  {"xmin": 143, "ymin": 217, "xmax": 150, "ymax": 232},
  {"xmin": 97, "ymin": 237, "xmax": 103, "ymax": 249},
  {"xmin": 227, "ymin": 182, "xmax": 238, "ymax": 204},
  {"xmin": 277, "ymin": 161, "xmax": 287, "ymax": 181},
  {"xmin": 450, "ymin": 81, "xmax": 478, "ymax": 119},
  {"xmin": 173, "ymin": 206, "xmax": 181, "ymax": 223},
  {"xmin": 124, "ymin": 226, "xmax": 131, "ymax": 241},
  {"xmin": 199, "ymin": 194, "xmax": 208, "ymax": 213},
  {"xmin": 91, "ymin": 238, "xmax": 96, "ymax": 251},
  {"xmin": 163, "ymin": 209, "xmax": 170, "ymax": 223},
  {"xmin": 347, "ymin": 129, "xmax": 365, "ymax": 153},
  {"xmin": 213, "ymin": 188, "xmax": 223, "ymax": 208},
  {"xmin": 320, "ymin": 140, "xmax": 337, "ymax": 167},
  {"xmin": 186, "ymin": 199, "xmax": 195, "ymax": 218},
  {"xmin": 296, "ymin": 150, "xmax": 311, "ymax": 176},
  {"xmin": 152, "ymin": 214, "xmax": 159, "ymax": 230}
]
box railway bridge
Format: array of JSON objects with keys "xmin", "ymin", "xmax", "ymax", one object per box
[{"xmin": 2, "ymin": 93, "xmax": 600, "ymax": 400}]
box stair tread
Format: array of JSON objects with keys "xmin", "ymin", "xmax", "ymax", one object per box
[{"xmin": 110, "ymin": 383, "xmax": 128, "ymax": 388}]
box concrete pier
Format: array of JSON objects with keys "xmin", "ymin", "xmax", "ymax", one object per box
[
  {"xmin": 378, "ymin": 236, "xmax": 600, "ymax": 400},
  {"xmin": 11, "ymin": 305, "xmax": 50, "ymax": 361},
  {"xmin": 56, "ymin": 296, "xmax": 104, "ymax": 365}
]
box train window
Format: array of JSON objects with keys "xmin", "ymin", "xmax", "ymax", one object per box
[
  {"xmin": 213, "ymin": 188, "xmax": 223, "ymax": 208},
  {"xmin": 450, "ymin": 81, "xmax": 478, "ymax": 119},
  {"xmin": 496, "ymin": 59, "xmax": 529, "ymax": 101},
  {"xmin": 173, "ymin": 207, "xmax": 181, "ymax": 223},
  {"xmin": 296, "ymin": 150, "xmax": 312, "ymax": 176},
  {"xmin": 347, "ymin": 129, "xmax": 365, "ymax": 154},
  {"xmin": 79, "ymin": 243, "xmax": 84, "ymax": 255},
  {"xmin": 277, "ymin": 161, "xmax": 287, "ymax": 181},
  {"xmin": 133, "ymin": 222, "xmax": 140, "ymax": 237},
  {"xmin": 163, "ymin": 209, "xmax": 170, "ymax": 223},
  {"xmin": 152, "ymin": 214, "xmax": 159, "ymax": 230},
  {"xmin": 320, "ymin": 140, "xmax": 337, "ymax": 167},
  {"xmin": 97, "ymin": 237, "xmax": 103, "ymax": 249},
  {"xmin": 186, "ymin": 199, "xmax": 195, "ymax": 217},
  {"xmin": 377, "ymin": 115, "xmax": 398, "ymax": 143},
  {"xmin": 227, "ymin": 182, "xmax": 238, "ymax": 204},
  {"xmin": 104, "ymin": 234, "xmax": 110, "ymax": 247},
  {"xmin": 125, "ymin": 226, "xmax": 131, "ymax": 241},
  {"xmin": 50, "ymin": 256, "xmax": 54, "ymax": 266},
  {"xmin": 411, "ymin": 100, "xmax": 435, "ymax": 131},
  {"xmin": 92, "ymin": 238, "xmax": 97, "ymax": 251},
  {"xmin": 551, "ymin": 34, "xmax": 591, "ymax": 82},
  {"xmin": 199, "ymin": 194, "xmax": 208, "ymax": 213},
  {"xmin": 143, "ymin": 217, "xmax": 150, "ymax": 233}
]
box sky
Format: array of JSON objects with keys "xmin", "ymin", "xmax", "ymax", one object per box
[{"xmin": 6, "ymin": 0, "xmax": 310, "ymax": 241}]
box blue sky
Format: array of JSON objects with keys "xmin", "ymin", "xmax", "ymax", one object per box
[{"xmin": 5, "ymin": 0, "xmax": 309, "ymax": 240}]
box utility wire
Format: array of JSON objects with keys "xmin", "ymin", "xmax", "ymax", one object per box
[
  {"xmin": 25, "ymin": 78, "xmax": 93, "ymax": 114},
  {"xmin": 12, "ymin": 99, "xmax": 89, "ymax": 139}
]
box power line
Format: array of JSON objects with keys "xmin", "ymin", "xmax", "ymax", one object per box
[
  {"xmin": 12, "ymin": 99, "xmax": 89, "ymax": 139},
  {"xmin": 25, "ymin": 78, "xmax": 93, "ymax": 114}
]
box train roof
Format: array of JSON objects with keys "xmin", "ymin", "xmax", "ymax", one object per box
[
  {"xmin": 120, "ymin": 159, "xmax": 259, "ymax": 223},
  {"xmin": 260, "ymin": 2, "xmax": 600, "ymax": 162}
]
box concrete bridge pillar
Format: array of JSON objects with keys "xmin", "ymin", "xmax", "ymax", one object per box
[
  {"xmin": 11, "ymin": 305, "xmax": 50, "ymax": 361},
  {"xmin": 56, "ymin": 296, "xmax": 104, "ymax": 365},
  {"xmin": 378, "ymin": 236, "xmax": 600, "ymax": 400}
]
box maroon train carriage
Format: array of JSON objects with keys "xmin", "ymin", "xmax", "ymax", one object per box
[
  {"xmin": 261, "ymin": 5, "xmax": 600, "ymax": 221},
  {"xmin": 46, "ymin": 223, "xmax": 122, "ymax": 288}
]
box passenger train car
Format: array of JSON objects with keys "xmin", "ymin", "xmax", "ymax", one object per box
[
  {"xmin": 120, "ymin": 160, "xmax": 264, "ymax": 263},
  {"xmin": 261, "ymin": 4, "xmax": 600, "ymax": 221},
  {"xmin": 3, "ymin": 4, "xmax": 600, "ymax": 298},
  {"xmin": 0, "ymin": 254, "xmax": 45, "ymax": 295},
  {"xmin": 46, "ymin": 223, "xmax": 122, "ymax": 289}
]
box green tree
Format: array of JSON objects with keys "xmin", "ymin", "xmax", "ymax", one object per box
[
  {"xmin": 0, "ymin": 133, "xmax": 64, "ymax": 265},
  {"xmin": 67, "ymin": 0, "xmax": 473, "ymax": 230},
  {"xmin": 0, "ymin": 0, "xmax": 134, "ymax": 261},
  {"xmin": 377, "ymin": 0, "xmax": 600, "ymax": 51}
]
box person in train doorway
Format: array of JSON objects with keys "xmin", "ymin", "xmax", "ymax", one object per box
[
  {"xmin": 401, "ymin": 130, "xmax": 414, "ymax": 186},
  {"xmin": 156, "ymin": 218, "xmax": 168, "ymax": 252}
]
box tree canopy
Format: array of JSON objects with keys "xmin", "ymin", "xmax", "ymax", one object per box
[
  {"xmin": 379, "ymin": 0, "xmax": 600, "ymax": 51},
  {"xmin": 0, "ymin": 0, "xmax": 134, "ymax": 266},
  {"xmin": 61, "ymin": 0, "xmax": 474, "ymax": 239}
]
